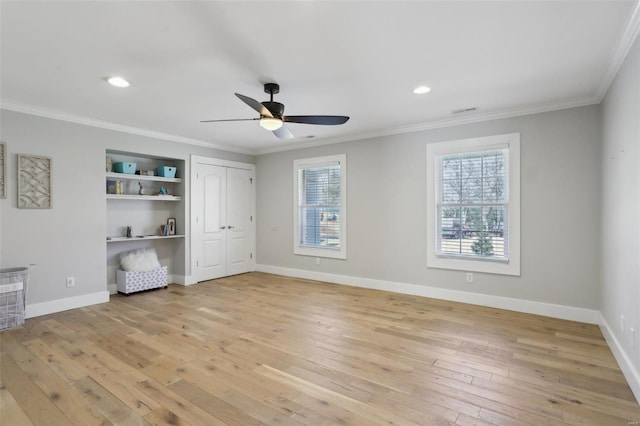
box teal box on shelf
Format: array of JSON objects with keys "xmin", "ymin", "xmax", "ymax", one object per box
[
  {"xmin": 113, "ymin": 162, "xmax": 137, "ymax": 174},
  {"xmin": 156, "ymin": 166, "xmax": 176, "ymax": 178}
]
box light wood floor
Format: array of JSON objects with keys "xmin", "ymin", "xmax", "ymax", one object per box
[{"xmin": 1, "ymin": 272, "xmax": 639, "ymax": 425}]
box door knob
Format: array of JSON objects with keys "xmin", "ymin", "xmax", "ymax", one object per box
[
  {"xmin": 227, "ymin": 225, "xmax": 234, "ymax": 229},
  {"xmin": 220, "ymin": 226, "xmax": 226, "ymax": 230}
]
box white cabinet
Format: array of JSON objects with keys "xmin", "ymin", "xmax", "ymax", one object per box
[{"xmin": 106, "ymin": 150, "xmax": 187, "ymax": 290}]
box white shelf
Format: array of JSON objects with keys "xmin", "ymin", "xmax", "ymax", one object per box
[
  {"xmin": 106, "ymin": 194, "xmax": 182, "ymax": 201},
  {"xmin": 106, "ymin": 172, "xmax": 181, "ymax": 183},
  {"xmin": 107, "ymin": 235, "xmax": 185, "ymax": 243}
]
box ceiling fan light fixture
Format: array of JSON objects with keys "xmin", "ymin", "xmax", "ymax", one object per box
[{"xmin": 260, "ymin": 117, "xmax": 283, "ymax": 131}]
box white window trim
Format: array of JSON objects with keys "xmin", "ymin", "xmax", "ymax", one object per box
[
  {"xmin": 293, "ymin": 154, "xmax": 347, "ymax": 259},
  {"xmin": 426, "ymin": 133, "xmax": 520, "ymax": 276}
]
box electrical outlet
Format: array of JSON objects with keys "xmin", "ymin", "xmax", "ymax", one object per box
[
  {"xmin": 315, "ymin": 257, "xmax": 321, "ymax": 265},
  {"xmin": 66, "ymin": 276, "xmax": 75, "ymax": 287},
  {"xmin": 621, "ymin": 315, "xmax": 626, "ymax": 334},
  {"xmin": 466, "ymin": 272, "xmax": 473, "ymax": 283}
]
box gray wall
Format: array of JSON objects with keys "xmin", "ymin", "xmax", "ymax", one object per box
[
  {"xmin": 601, "ymin": 37, "xmax": 640, "ymax": 369},
  {"xmin": 0, "ymin": 109, "xmax": 253, "ymax": 306},
  {"xmin": 256, "ymin": 105, "xmax": 602, "ymax": 309}
]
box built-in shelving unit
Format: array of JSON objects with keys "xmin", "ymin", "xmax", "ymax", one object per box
[{"xmin": 106, "ymin": 150, "xmax": 187, "ymax": 292}]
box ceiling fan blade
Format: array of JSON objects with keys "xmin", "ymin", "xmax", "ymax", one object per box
[
  {"xmin": 283, "ymin": 115, "xmax": 350, "ymax": 125},
  {"xmin": 200, "ymin": 118, "xmax": 260, "ymax": 123},
  {"xmin": 273, "ymin": 125, "xmax": 294, "ymax": 140},
  {"xmin": 235, "ymin": 93, "xmax": 273, "ymax": 118}
]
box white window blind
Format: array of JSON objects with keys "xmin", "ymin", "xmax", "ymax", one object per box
[
  {"xmin": 436, "ymin": 149, "xmax": 509, "ymax": 261},
  {"xmin": 293, "ymin": 154, "xmax": 347, "ymax": 259}
]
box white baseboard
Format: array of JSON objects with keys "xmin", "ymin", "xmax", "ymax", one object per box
[
  {"xmin": 256, "ymin": 264, "xmax": 599, "ymax": 324},
  {"xmin": 171, "ymin": 274, "xmax": 197, "ymax": 286},
  {"xmin": 599, "ymin": 314, "xmax": 640, "ymax": 404},
  {"xmin": 26, "ymin": 291, "xmax": 110, "ymax": 319}
]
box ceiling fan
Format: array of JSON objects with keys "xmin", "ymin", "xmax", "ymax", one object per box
[{"xmin": 200, "ymin": 83, "xmax": 350, "ymax": 139}]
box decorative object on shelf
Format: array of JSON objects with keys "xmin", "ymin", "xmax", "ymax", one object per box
[
  {"xmin": 159, "ymin": 186, "xmax": 168, "ymax": 195},
  {"xmin": 167, "ymin": 218, "xmax": 176, "ymax": 235},
  {"xmin": 156, "ymin": 166, "xmax": 176, "ymax": 178},
  {"xmin": 138, "ymin": 182, "xmax": 144, "ymax": 195},
  {"xmin": 140, "ymin": 170, "xmax": 155, "ymax": 176},
  {"xmin": 114, "ymin": 162, "xmax": 137, "ymax": 174},
  {"xmin": 17, "ymin": 154, "xmax": 51, "ymax": 209},
  {"xmin": 106, "ymin": 156, "xmax": 113, "ymax": 172},
  {"xmin": 126, "ymin": 226, "xmax": 132, "ymax": 238},
  {"xmin": 0, "ymin": 142, "xmax": 6, "ymax": 199},
  {"xmin": 160, "ymin": 225, "xmax": 167, "ymax": 236}
]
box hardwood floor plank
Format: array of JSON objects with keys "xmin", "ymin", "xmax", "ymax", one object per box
[
  {"xmin": 140, "ymin": 354, "xmax": 184, "ymax": 386},
  {"xmin": 291, "ymin": 391, "xmax": 381, "ymax": 425},
  {"xmin": 22, "ymin": 338, "xmax": 89, "ymax": 383},
  {"xmin": 168, "ymin": 379, "xmax": 262, "ymax": 426},
  {"xmin": 0, "ymin": 353, "xmax": 71, "ymax": 425},
  {"xmin": 496, "ymin": 370, "xmax": 640, "ymax": 421},
  {"xmin": 52, "ymin": 339, "xmax": 160, "ymax": 416},
  {"xmin": 256, "ymin": 363, "xmax": 420, "ymax": 426},
  {"xmin": 71, "ymin": 376, "xmax": 148, "ymax": 426},
  {"xmin": 455, "ymin": 412, "xmax": 498, "ymax": 426},
  {"xmin": 135, "ymin": 379, "xmax": 229, "ymax": 426},
  {"xmin": 0, "ymin": 387, "xmax": 34, "ymax": 426},
  {"xmin": 4, "ymin": 334, "xmax": 111, "ymax": 425},
  {"xmin": 1, "ymin": 272, "xmax": 639, "ymax": 426},
  {"xmin": 143, "ymin": 407, "xmax": 190, "ymax": 426}
]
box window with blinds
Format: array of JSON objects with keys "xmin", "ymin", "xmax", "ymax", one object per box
[
  {"xmin": 436, "ymin": 149, "xmax": 509, "ymax": 260},
  {"xmin": 293, "ymin": 154, "xmax": 347, "ymax": 259},
  {"xmin": 427, "ymin": 133, "xmax": 520, "ymax": 276}
]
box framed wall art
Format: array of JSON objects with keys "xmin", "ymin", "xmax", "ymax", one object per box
[
  {"xmin": 18, "ymin": 154, "xmax": 52, "ymax": 209},
  {"xmin": 0, "ymin": 143, "xmax": 6, "ymax": 199}
]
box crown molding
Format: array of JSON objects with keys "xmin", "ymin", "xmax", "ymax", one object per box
[
  {"xmin": 254, "ymin": 95, "xmax": 600, "ymax": 155},
  {"xmin": 0, "ymin": 101, "xmax": 256, "ymax": 156},
  {"xmin": 2, "ymin": 94, "xmax": 601, "ymax": 159},
  {"xmin": 596, "ymin": 0, "xmax": 640, "ymax": 101}
]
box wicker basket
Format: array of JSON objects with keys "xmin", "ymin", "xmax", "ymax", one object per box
[{"xmin": 0, "ymin": 267, "xmax": 29, "ymax": 330}]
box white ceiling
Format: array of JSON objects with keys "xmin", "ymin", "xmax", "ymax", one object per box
[{"xmin": 1, "ymin": 1, "xmax": 638, "ymax": 155}]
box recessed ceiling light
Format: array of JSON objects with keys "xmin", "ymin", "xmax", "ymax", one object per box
[
  {"xmin": 413, "ymin": 85, "xmax": 431, "ymax": 95},
  {"xmin": 106, "ymin": 76, "xmax": 130, "ymax": 88}
]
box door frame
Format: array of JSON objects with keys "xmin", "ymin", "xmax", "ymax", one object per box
[{"xmin": 190, "ymin": 155, "xmax": 256, "ymax": 284}]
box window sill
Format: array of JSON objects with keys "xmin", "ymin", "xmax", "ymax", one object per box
[
  {"xmin": 427, "ymin": 253, "xmax": 519, "ymax": 276},
  {"xmin": 295, "ymin": 246, "xmax": 346, "ymax": 260}
]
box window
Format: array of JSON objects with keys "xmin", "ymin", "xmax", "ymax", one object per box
[
  {"xmin": 293, "ymin": 154, "xmax": 347, "ymax": 259},
  {"xmin": 427, "ymin": 133, "xmax": 520, "ymax": 275}
]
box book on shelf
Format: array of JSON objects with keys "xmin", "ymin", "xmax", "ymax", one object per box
[{"xmin": 106, "ymin": 180, "xmax": 122, "ymax": 194}]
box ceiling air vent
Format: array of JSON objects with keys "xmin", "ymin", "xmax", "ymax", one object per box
[{"xmin": 452, "ymin": 107, "xmax": 478, "ymax": 114}]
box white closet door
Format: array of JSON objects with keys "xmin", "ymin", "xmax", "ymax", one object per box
[
  {"xmin": 193, "ymin": 163, "xmax": 227, "ymax": 282},
  {"xmin": 226, "ymin": 167, "xmax": 253, "ymax": 276},
  {"xmin": 191, "ymin": 157, "xmax": 255, "ymax": 283}
]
